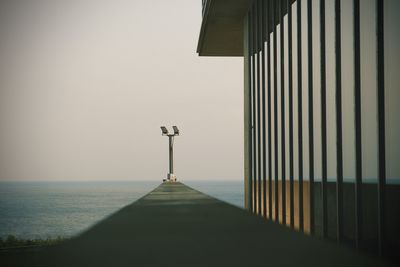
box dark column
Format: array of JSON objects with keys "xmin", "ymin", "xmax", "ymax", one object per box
[
  {"xmin": 257, "ymin": 0, "xmax": 262, "ymax": 216},
  {"xmin": 272, "ymin": 0, "xmax": 279, "ymax": 223},
  {"xmin": 248, "ymin": 12, "xmax": 254, "ymax": 213},
  {"xmin": 287, "ymin": 0, "xmax": 295, "ymax": 229},
  {"xmin": 307, "ymin": 0, "xmax": 315, "ymax": 235},
  {"xmin": 376, "ymin": 0, "xmax": 386, "ymax": 256},
  {"xmin": 261, "ymin": 0, "xmax": 267, "ymax": 218},
  {"xmin": 280, "ymin": 0, "xmax": 286, "ymax": 225},
  {"xmin": 320, "ymin": 0, "xmax": 328, "ymax": 238},
  {"xmin": 249, "ymin": 12, "xmax": 254, "ymax": 213},
  {"xmin": 267, "ymin": 0, "xmax": 273, "ymax": 220},
  {"xmin": 353, "ymin": 0, "xmax": 362, "ymax": 249},
  {"xmin": 334, "ymin": 0, "xmax": 344, "ymax": 243},
  {"xmin": 297, "ymin": 0, "xmax": 304, "ymax": 232},
  {"xmin": 252, "ymin": 4, "xmax": 258, "ymax": 213}
]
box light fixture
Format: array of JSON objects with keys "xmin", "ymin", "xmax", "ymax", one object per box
[
  {"xmin": 172, "ymin": 126, "xmax": 179, "ymax": 136},
  {"xmin": 160, "ymin": 126, "xmax": 180, "ymax": 182},
  {"xmin": 160, "ymin": 126, "xmax": 169, "ymax": 135}
]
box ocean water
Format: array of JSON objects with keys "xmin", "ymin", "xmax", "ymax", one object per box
[
  {"xmin": 0, "ymin": 180, "xmax": 244, "ymax": 239},
  {"xmin": 185, "ymin": 180, "xmax": 244, "ymax": 208}
]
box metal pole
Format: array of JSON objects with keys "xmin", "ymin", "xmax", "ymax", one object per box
[{"xmin": 169, "ymin": 135, "xmax": 174, "ymax": 174}]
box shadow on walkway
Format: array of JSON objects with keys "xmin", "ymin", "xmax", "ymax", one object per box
[{"xmin": 0, "ymin": 182, "xmax": 394, "ymax": 266}]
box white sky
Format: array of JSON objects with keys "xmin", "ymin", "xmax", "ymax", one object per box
[
  {"xmin": 0, "ymin": 0, "xmax": 244, "ymax": 181},
  {"xmin": 0, "ymin": 0, "xmax": 398, "ymax": 182}
]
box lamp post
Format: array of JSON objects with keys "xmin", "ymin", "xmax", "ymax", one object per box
[{"xmin": 160, "ymin": 126, "xmax": 180, "ymax": 182}]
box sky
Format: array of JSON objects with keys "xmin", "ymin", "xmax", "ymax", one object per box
[
  {"xmin": 0, "ymin": 0, "xmax": 398, "ymax": 183},
  {"xmin": 0, "ymin": 0, "xmax": 244, "ymax": 181}
]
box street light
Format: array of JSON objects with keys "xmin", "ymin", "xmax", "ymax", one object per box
[
  {"xmin": 160, "ymin": 126, "xmax": 180, "ymax": 182},
  {"xmin": 160, "ymin": 126, "xmax": 169, "ymax": 135},
  {"xmin": 172, "ymin": 126, "xmax": 179, "ymax": 135}
]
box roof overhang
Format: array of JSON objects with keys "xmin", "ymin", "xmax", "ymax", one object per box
[{"xmin": 197, "ymin": 0, "xmax": 252, "ymax": 57}]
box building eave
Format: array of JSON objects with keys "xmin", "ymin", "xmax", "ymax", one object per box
[{"xmin": 197, "ymin": 0, "xmax": 252, "ymax": 57}]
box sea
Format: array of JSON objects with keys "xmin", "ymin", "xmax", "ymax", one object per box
[{"xmin": 0, "ymin": 180, "xmax": 244, "ymax": 240}]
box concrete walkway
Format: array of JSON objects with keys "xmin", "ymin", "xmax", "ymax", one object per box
[{"xmin": 1, "ymin": 182, "xmax": 394, "ymax": 266}]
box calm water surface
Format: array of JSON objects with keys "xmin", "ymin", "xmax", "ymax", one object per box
[{"xmin": 0, "ymin": 180, "xmax": 244, "ymax": 239}]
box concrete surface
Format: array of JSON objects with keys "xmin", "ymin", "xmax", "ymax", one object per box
[{"xmin": 0, "ymin": 182, "xmax": 395, "ymax": 266}]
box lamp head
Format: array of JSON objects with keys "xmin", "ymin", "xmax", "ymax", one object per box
[
  {"xmin": 160, "ymin": 126, "xmax": 168, "ymax": 135},
  {"xmin": 172, "ymin": 126, "xmax": 179, "ymax": 136}
]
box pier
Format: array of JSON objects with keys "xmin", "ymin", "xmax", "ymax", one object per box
[{"xmin": 1, "ymin": 182, "xmax": 393, "ymax": 266}]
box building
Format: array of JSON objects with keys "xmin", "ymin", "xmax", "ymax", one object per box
[{"xmin": 197, "ymin": 0, "xmax": 400, "ymax": 262}]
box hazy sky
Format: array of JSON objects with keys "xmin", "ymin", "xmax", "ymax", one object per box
[
  {"xmin": 0, "ymin": 0, "xmax": 244, "ymax": 181},
  {"xmin": 0, "ymin": 0, "xmax": 398, "ymax": 183}
]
